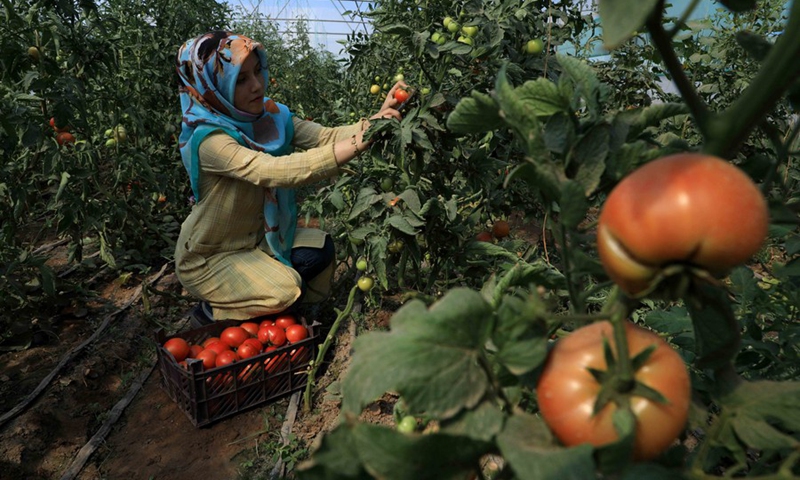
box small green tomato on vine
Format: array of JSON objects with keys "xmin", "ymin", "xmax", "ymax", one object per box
[{"xmin": 357, "ymin": 276, "xmax": 374, "ymax": 292}]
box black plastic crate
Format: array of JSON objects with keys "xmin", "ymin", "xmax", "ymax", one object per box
[{"xmin": 155, "ymin": 318, "xmax": 320, "ymax": 427}]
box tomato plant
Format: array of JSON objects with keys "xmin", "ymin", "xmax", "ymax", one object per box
[
  {"xmin": 597, "ymin": 153, "xmax": 769, "ymax": 296},
  {"xmin": 537, "ymin": 321, "xmax": 691, "ymax": 461}
]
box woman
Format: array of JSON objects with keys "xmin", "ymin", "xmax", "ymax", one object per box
[{"xmin": 174, "ymin": 31, "xmax": 404, "ymax": 325}]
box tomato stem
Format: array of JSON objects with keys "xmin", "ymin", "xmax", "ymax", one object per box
[
  {"xmin": 303, "ymin": 284, "xmax": 359, "ymax": 413},
  {"xmin": 609, "ymin": 295, "xmax": 634, "ymax": 385}
]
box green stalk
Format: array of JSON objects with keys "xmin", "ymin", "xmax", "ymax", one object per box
[
  {"xmin": 702, "ymin": 0, "xmax": 800, "ymax": 158},
  {"xmin": 303, "ymin": 285, "xmax": 359, "ymax": 413},
  {"xmin": 608, "ymin": 294, "xmax": 633, "ymax": 384},
  {"xmin": 647, "ymin": 6, "xmax": 712, "ymax": 137},
  {"xmin": 667, "ymin": 0, "xmax": 703, "ymax": 38}
]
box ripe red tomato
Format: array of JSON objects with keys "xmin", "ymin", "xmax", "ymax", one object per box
[
  {"xmin": 202, "ymin": 336, "xmax": 221, "ymax": 348},
  {"xmin": 394, "ymin": 89, "xmax": 410, "ymax": 104},
  {"xmin": 597, "ymin": 153, "xmax": 768, "ymax": 296},
  {"xmin": 241, "ymin": 338, "xmax": 263, "ymax": 354},
  {"xmin": 195, "ymin": 349, "xmax": 217, "ymax": 369},
  {"xmin": 220, "ymin": 326, "xmax": 249, "ymax": 348},
  {"xmin": 206, "ymin": 341, "xmax": 231, "ymax": 355},
  {"xmin": 266, "ymin": 325, "xmax": 287, "ymax": 347},
  {"xmin": 188, "ymin": 344, "xmax": 204, "ymax": 359},
  {"xmin": 215, "ymin": 350, "xmax": 238, "ymax": 368},
  {"xmin": 492, "ymin": 220, "xmax": 510, "ymax": 239},
  {"xmin": 274, "ymin": 315, "xmax": 296, "ymax": 329},
  {"xmin": 475, "ymin": 231, "xmax": 493, "ymax": 243},
  {"xmin": 537, "ymin": 321, "xmax": 690, "ymax": 460},
  {"xmin": 285, "ymin": 324, "xmax": 309, "ymax": 343},
  {"xmin": 56, "ymin": 131, "xmax": 75, "ymax": 146},
  {"xmin": 163, "ymin": 338, "xmax": 191, "ymax": 362},
  {"xmin": 240, "ymin": 322, "xmax": 260, "ymax": 337},
  {"xmin": 237, "ymin": 342, "xmax": 260, "ymax": 360},
  {"xmin": 259, "ymin": 320, "xmax": 275, "ymax": 330}
]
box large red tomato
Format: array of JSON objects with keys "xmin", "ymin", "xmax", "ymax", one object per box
[
  {"xmin": 394, "ymin": 89, "xmax": 410, "ymax": 104},
  {"xmin": 537, "ymin": 321, "xmax": 691, "ymax": 461},
  {"xmin": 285, "ymin": 324, "xmax": 308, "ymax": 343},
  {"xmin": 274, "ymin": 314, "xmax": 297, "ymax": 329},
  {"xmin": 240, "ymin": 322, "xmax": 260, "ymax": 337},
  {"xmin": 195, "ymin": 349, "xmax": 217, "ymax": 369},
  {"xmin": 597, "ymin": 153, "xmax": 768, "ymax": 295},
  {"xmin": 220, "ymin": 326, "xmax": 249, "ymax": 348},
  {"xmin": 164, "ymin": 338, "xmax": 190, "ymax": 362}
]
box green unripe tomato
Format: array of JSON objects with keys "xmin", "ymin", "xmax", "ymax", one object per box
[
  {"xmin": 457, "ymin": 36, "xmax": 473, "ymax": 45},
  {"xmin": 349, "ymin": 236, "xmax": 364, "ymax": 246},
  {"xmin": 397, "ymin": 416, "xmax": 417, "ymax": 434},
  {"xmin": 461, "ymin": 25, "xmax": 478, "ymax": 37},
  {"xmin": 431, "ymin": 32, "xmax": 441, "ymax": 43},
  {"xmin": 447, "ymin": 21, "xmax": 460, "ymax": 33},
  {"xmin": 421, "ymin": 87, "xmax": 431, "ymax": 95},
  {"xmin": 370, "ymin": 84, "xmax": 380, "ymax": 95},
  {"xmin": 394, "ymin": 73, "xmax": 404, "ymax": 82},
  {"xmin": 380, "ymin": 177, "xmax": 394, "ymax": 192},
  {"xmin": 104, "ymin": 128, "xmax": 114, "ymax": 138},
  {"xmin": 443, "ymin": 17, "xmax": 452, "ymax": 28},
  {"xmin": 105, "ymin": 138, "xmax": 117, "ymax": 147},
  {"xmin": 114, "ymin": 125, "xmax": 127, "ymax": 143},
  {"xmin": 388, "ymin": 240, "xmax": 404, "ymax": 254},
  {"xmin": 524, "ymin": 39, "xmax": 544, "ymax": 55},
  {"xmin": 357, "ymin": 276, "xmax": 374, "ymax": 292},
  {"xmin": 356, "ymin": 258, "xmax": 368, "ymax": 271},
  {"xmin": 374, "ymin": 75, "xmax": 381, "ymax": 82},
  {"xmin": 27, "ymin": 46, "xmax": 40, "ymax": 61}
]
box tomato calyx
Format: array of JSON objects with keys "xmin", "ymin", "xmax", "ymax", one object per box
[{"xmin": 587, "ymin": 340, "xmax": 669, "ymax": 416}]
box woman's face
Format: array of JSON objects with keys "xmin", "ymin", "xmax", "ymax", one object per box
[{"xmin": 233, "ymin": 51, "xmax": 266, "ymax": 115}]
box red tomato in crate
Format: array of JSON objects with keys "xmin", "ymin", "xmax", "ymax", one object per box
[
  {"xmin": 240, "ymin": 322, "xmax": 260, "ymax": 337},
  {"xmin": 241, "ymin": 338, "xmax": 263, "ymax": 354},
  {"xmin": 188, "ymin": 344, "xmax": 204, "ymax": 358},
  {"xmin": 597, "ymin": 153, "xmax": 768, "ymax": 296},
  {"xmin": 195, "ymin": 349, "xmax": 217, "ymax": 369},
  {"xmin": 202, "ymin": 337, "xmax": 221, "ymax": 348},
  {"xmin": 274, "ymin": 314, "xmax": 297, "ymax": 329},
  {"xmin": 164, "ymin": 338, "xmax": 191, "ymax": 362},
  {"xmin": 537, "ymin": 321, "xmax": 690, "ymax": 461},
  {"xmin": 258, "ymin": 325, "xmax": 287, "ymax": 346},
  {"xmin": 237, "ymin": 342, "xmax": 260, "ymax": 360},
  {"xmin": 215, "ymin": 350, "xmax": 238, "ymax": 368},
  {"xmin": 220, "ymin": 326, "xmax": 250, "ymax": 348},
  {"xmin": 259, "ymin": 319, "xmax": 275, "ymax": 329},
  {"xmin": 285, "ymin": 324, "xmax": 309, "ymax": 343},
  {"xmin": 206, "ymin": 341, "xmax": 231, "ymax": 355}
]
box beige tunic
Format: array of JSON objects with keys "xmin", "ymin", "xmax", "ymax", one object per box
[{"xmin": 175, "ymin": 118, "xmax": 361, "ymax": 320}]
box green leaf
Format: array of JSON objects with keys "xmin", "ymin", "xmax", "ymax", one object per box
[
  {"xmin": 497, "ymin": 412, "xmax": 596, "ymax": 480},
  {"xmin": 386, "ymin": 214, "xmax": 419, "ymax": 235},
  {"xmin": 507, "ymin": 160, "xmax": 565, "ymax": 203},
  {"xmin": 296, "ymin": 424, "xmax": 371, "ymax": 479},
  {"xmin": 379, "ymin": 23, "xmax": 413, "ymax": 36},
  {"xmin": 439, "ymin": 400, "xmax": 505, "ymax": 442},
  {"xmin": 735, "ymin": 31, "xmax": 772, "ymax": 62},
  {"xmin": 495, "ymin": 65, "xmax": 545, "ymax": 155},
  {"xmin": 630, "ymin": 103, "xmax": 690, "ymax": 138},
  {"xmin": 494, "ymin": 294, "xmax": 550, "ymax": 375},
  {"xmin": 598, "ymin": 0, "xmax": 660, "ymax": 50},
  {"xmin": 446, "ymin": 91, "xmax": 504, "ymax": 134},
  {"xmin": 342, "ymin": 289, "xmax": 493, "ymax": 418},
  {"xmin": 732, "ymin": 416, "xmax": 799, "ymax": 450},
  {"xmin": 684, "ymin": 282, "xmax": 741, "ymax": 370},
  {"xmin": 595, "ymin": 408, "xmax": 636, "ymax": 474},
  {"xmin": 352, "ymin": 423, "xmax": 492, "ymax": 480},
  {"xmin": 718, "ymin": 0, "xmax": 757, "ymax": 13},
  {"xmin": 516, "ymin": 78, "xmax": 571, "ymax": 117},
  {"xmin": 571, "ymin": 123, "xmax": 609, "ymax": 195},
  {"xmin": 559, "ymin": 180, "xmax": 589, "ymax": 230},
  {"xmin": 348, "ymin": 187, "xmax": 382, "ymax": 221},
  {"xmin": 543, "ymin": 113, "xmax": 575, "ymax": 155},
  {"xmin": 55, "ymin": 171, "xmax": 71, "ymax": 203},
  {"xmin": 397, "ymin": 188, "xmax": 422, "ymax": 212},
  {"xmin": 556, "ymin": 54, "xmax": 607, "ymax": 117}
]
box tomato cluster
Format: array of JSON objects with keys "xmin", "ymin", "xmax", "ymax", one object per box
[{"xmin": 162, "ymin": 314, "xmax": 309, "ymax": 371}]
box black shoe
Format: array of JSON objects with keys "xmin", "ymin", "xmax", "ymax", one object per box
[{"xmin": 189, "ymin": 301, "xmax": 214, "ymax": 329}]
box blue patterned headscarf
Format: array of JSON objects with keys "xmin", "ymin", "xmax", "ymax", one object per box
[{"xmin": 176, "ymin": 31, "xmax": 296, "ymax": 266}]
